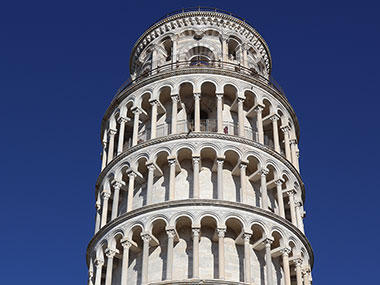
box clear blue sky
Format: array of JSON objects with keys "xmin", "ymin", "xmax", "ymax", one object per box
[{"xmin": 1, "ymin": 0, "xmax": 379, "ymax": 284}]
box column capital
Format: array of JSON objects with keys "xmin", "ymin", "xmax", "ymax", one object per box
[
  {"xmin": 217, "ymin": 228, "xmax": 226, "ymax": 238},
  {"xmin": 290, "ymin": 138, "xmax": 298, "ymax": 145},
  {"xmin": 193, "ymin": 93, "xmax": 201, "ymax": 100},
  {"xmin": 118, "ymin": 116, "xmax": 130, "ymax": 124},
  {"xmin": 121, "ymin": 238, "xmax": 133, "ymax": 249},
  {"xmin": 216, "ymin": 157, "xmax": 224, "ymax": 166},
  {"xmin": 149, "ymin": 99, "xmax": 158, "ymax": 106},
  {"xmin": 260, "ymin": 168, "xmax": 269, "ymax": 176},
  {"xmin": 243, "ymin": 233, "xmax": 252, "ymax": 241},
  {"xmin": 280, "ymin": 247, "xmax": 291, "ymax": 256},
  {"xmin": 112, "ymin": 180, "xmax": 125, "ymax": 190},
  {"xmin": 270, "ymin": 114, "xmax": 280, "ymax": 121},
  {"xmin": 287, "ymin": 189, "xmax": 296, "ymax": 197},
  {"xmin": 294, "ymin": 258, "xmax": 303, "ymax": 267},
  {"xmin": 146, "ymin": 162, "xmax": 156, "ymax": 171},
  {"xmin": 94, "ymin": 259, "xmax": 104, "ymax": 268},
  {"xmin": 131, "ymin": 107, "xmax": 141, "ymax": 115},
  {"xmin": 108, "ymin": 129, "xmax": 117, "ymax": 136},
  {"xmin": 95, "ymin": 201, "xmax": 101, "ymax": 211},
  {"xmin": 141, "ymin": 233, "xmax": 152, "ymax": 243},
  {"xmin": 170, "ymin": 94, "xmax": 179, "ymax": 102},
  {"xmin": 105, "ymin": 248, "xmax": 118, "ymax": 258},
  {"xmin": 168, "ymin": 157, "xmax": 176, "ymax": 166},
  {"xmin": 219, "ymin": 34, "xmax": 229, "ymax": 42},
  {"xmin": 237, "ymin": 96, "xmax": 245, "ymax": 103},
  {"xmin": 127, "ymin": 170, "xmax": 137, "ymax": 179},
  {"xmin": 192, "ymin": 227, "xmax": 200, "ymax": 237},
  {"xmin": 254, "ymin": 104, "xmax": 265, "ymax": 112},
  {"xmin": 216, "ymin": 93, "xmax": 224, "ymax": 100},
  {"xmin": 280, "ymin": 125, "xmax": 291, "ymax": 133},
  {"xmin": 295, "ymin": 200, "xmax": 303, "ymax": 208},
  {"xmin": 101, "ymin": 191, "xmax": 111, "ymax": 199},
  {"xmin": 275, "ymin": 178, "xmax": 284, "ymax": 186},
  {"xmin": 192, "ymin": 156, "xmax": 200, "ymax": 163},
  {"xmin": 263, "ymin": 237, "xmax": 274, "ymax": 246},
  {"xmin": 166, "ymin": 229, "xmax": 176, "ymax": 238},
  {"xmin": 302, "ymin": 266, "xmax": 311, "ymax": 275}
]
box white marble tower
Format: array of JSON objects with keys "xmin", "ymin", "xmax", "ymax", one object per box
[{"xmin": 87, "ymin": 8, "xmax": 313, "ymax": 285}]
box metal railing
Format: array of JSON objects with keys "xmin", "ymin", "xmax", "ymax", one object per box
[{"xmin": 116, "ymin": 59, "xmax": 284, "ymax": 97}]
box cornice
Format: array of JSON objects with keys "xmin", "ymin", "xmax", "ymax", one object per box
[
  {"xmin": 129, "ymin": 11, "xmax": 272, "ymax": 74},
  {"xmin": 95, "ymin": 133, "xmax": 305, "ymax": 199},
  {"xmin": 101, "ymin": 68, "xmax": 300, "ymax": 140},
  {"xmin": 86, "ymin": 199, "xmax": 314, "ymax": 268}
]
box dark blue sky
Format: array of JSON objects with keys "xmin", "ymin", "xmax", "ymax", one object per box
[{"xmin": 1, "ymin": 0, "xmax": 379, "ymax": 284}]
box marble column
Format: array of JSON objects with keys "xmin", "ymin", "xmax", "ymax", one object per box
[
  {"xmin": 254, "ymin": 105, "xmax": 264, "ymax": 144},
  {"xmin": 260, "ymin": 168, "xmax": 269, "ymax": 210},
  {"xmin": 217, "ymin": 228, "xmax": 226, "ymax": 279},
  {"xmin": 146, "ymin": 163, "xmax": 155, "ymax": 205},
  {"xmin": 295, "ymin": 201, "xmax": 305, "ymax": 233},
  {"xmin": 302, "ymin": 267, "xmax": 311, "ymax": 285},
  {"xmin": 171, "ymin": 95, "xmax": 179, "ymax": 134},
  {"xmin": 192, "ymin": 156, "xmax": 200, "ymax": 198},
  {"xmin": 275, "ymin": 179, "xmax": 285, "ymax": 218},
  {"xmin": 94, "ymin": 192, "xmax": 101, "ymax": 233},
  {"xmin": 238, "ymin": 97, "xmax": 245, "ymax": 137},
  {"xmin": 294, "ymin": 258, "xmax": 303, "ymax": 285},
  {"xmin": 194, "ymin": 93, "xmax": 201, "ymax": 132},
  {"xmin": 111, "ymin": 181, "xmax": 124, "ymax": 220},
  {"xmin": 101, "ymin": 130, "xmax": 108, "ymax": 170},
  {"xmin": 94, "ymin": 259, "xmax": 104, "ymax": 285},
  {"xmin": 88, "ymin": 258, "xmax": 94, "ymax": 285},
  {"xmin": 287, "ymin": 190, "xmax": 297, "ymax": 226},
  {"xmin": 216, "ymin": 93, "xmax": 224, "ymax": 133},
  {"xmin": 132, "ymin": 108, "xmax": 140, "ymax": 146},
  {"xmin": 120, "ymin": 239, "xmax": 132, "ymax": 285},
  {"xmin": 168, "ymin": 157, "xmax": 176, "ymax": 200},
  {"xmin": 281, "ymin": 126, "xmax": 292, "ymax": 161},
  {"xmin": 166, "ymin": 229, "xmax": 175, "ymax": 280},
  {"xmin": 101, "ymin": 191, "xmax": 111, "ymax": 227},
  {"xmin": 243, "ymin": 233, "xmax": 252, "ymax": 283},
  {"xmin": 217, "ymin": 158, "xmax": 224, "ymax": 200},
  {"xmin": 220, "ymin": 35, "xmax": 228, "ymax": 61},
  {"xmin": 192, "ymin": 228, "xmax": 200, "ymax": 278},
  {"xmin": 150, "ymin": 99, "xmax": 158, "ymax": 139},
  {"xmin": 242, "ymin": 43, "xmax": 248, "ymax": 68},
  {"xmin": 290, "ymin": 139, "xmax": 300, "ymax": 171},
  {"xmin": 240, "ymin": 161, "xmax": 248, "ymax": 203},
  {"xmin": 280, "ymin": 247, "xmax": 291, "ymax": 285},
  {"xmin": 105, "ymin": 248, "xmax": 117, "ymax": 285},
  {"xmin": 127, "ymin": 172, "xmax": 136, "ymax": 212},
  {"xmin": 264, "ymin": 238, "xmax": 274, "ymax": 285},
  {"xmin": 107, "ymin": 129, "xmax": 117, "ymax": 164},
  {"xmin": 141, "ymin": 234, "xmax": 152, "ymax": 285},
  {"xmin": 117, "ymin": 117, "xmax": 128, "ymax": 155},
  {"xmin": 271, "ymin": 115, "xmax": 280, "ymax": 153}
]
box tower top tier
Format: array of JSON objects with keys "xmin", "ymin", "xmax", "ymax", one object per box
[{"xmin": 129, "ymin": 8, "xmax": 272, "ymax": 79}]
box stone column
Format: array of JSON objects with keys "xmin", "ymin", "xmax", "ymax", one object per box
[
  {"xmin": 220, "ymin": 35, "xmax": 228, "ymax": 61},
  {"xmin": 146, "ymin": 163, "xmax": 155, "ymax": 205},
  {"xmin": 238, "ymin": 97, "xmax": 245, "ymax": 137},
  {"xmin": 150, "ymin": 99, "xmax": 158, "ymax": 139},
  {"xmin": 242, "ymin": 43, "xmax": 248, "ymax": 67},
  {"xmin": 101, "ymin": 191, "xmax": 111, "ymax": 227},
  {"xmin": 105, "ymin": 248, "xmax": 117, "ymax": 285},
  {"xmin": 271, "ymin": 115, "xmax": 280, "ymax": 153},
  {"xmin": 141, "ymin": 234, "xmax": 152, "ymax": 284},
  {"xmin": 281, "ymin": 126, "xmax": 292, "ymax": 161},
  {"xmin": 243, "ymin": 233, "xmax": 252, "ymax": 283},
  {"xmin": 302, "ymin": 267, "xmax": 311, "ymax": 285},
  {"xmin": 107, "ymin": 129, "xmax": 117, "ymax": 164},
  {"xmin": 280, "ymin": 247, "xmax": 291, "ymax": 285},
  {"xmin": 217, "ymin": 157, "xmax": 224, "ymax": 200},
  {"xmin": 94, "ymin": 192, "xmax": 101, "ymax": 233},
  {"xmin": 166, "ymin": 229, "xmax": 175, "ymax": 280},
  {"xmin": 171, "ymin": 95, "xmax": 179, "ymax": 134},
  {"xmin": 94, "ymin": 259, "xmax": 104, "ymax": 285},
  {"xmin": 88, "ymin": 258, "xmax": 94, "ymax": 285},
  {"xmin": 216, "ymin": 93, "xmax": 224, "ymax": 133},
  {"xmin": 120, "ymin": 239, "xmax": 132, "ymax": 285},
  {"xmin": 260, "ymin": 168, "xmax": 269, "ymax": 210},
  {"xmin": 194, "ymin": 93, "xmax": 201, "ymax": 132},
  {"xmin": 171, "ymin": 37, "xmax": 177, "ymax": 63},
  {"xmin": 192, "ymin": 228, "xmax": 200, "ymax": 278},
  {"xmin": 240, "ymin": 161, "xmax": 248, "ymax": 203},
  {"xmin": 290, "ymin": 139, "xmax": 300, "ymax": 171},
  {"xmin": 111, "ymin": 181, "xmax": 124, "ymax": 220},
  {"xmin": 264, "ymin": 238, "xmax": 274, "ymax": 285},
  {"xmin": 275, "ymin": 179, "xmax": 285, "ymax": 218},
  {"xmin": 101, "ymin": 130, "xmax": 108, "ymax": 170},
  {"xmin": 295, "ymin": 201, "xmax": 305, "ymax": 233},
  {"xmin": 192, "ymin": 156, "xmax": 200, "ymax": 198},
  {"xmin": 287, "ymin": 190, "xmax": 297, "ymax": 226},
  {"xmin": 254, "ymin": 105, "xmax": 264, "ymax": 144},
  {"xmin": 151, "ymin": 45, "xmax": 158, "ymax": 70},
  {"xmin": 117, "ymin": 117, "xmax": 128, "ymax": 155},
  {"xmin": 168, "ymin": 157, "xmax": 176, "ymax": 200},
  {"xmin": 217, "ymin": 228, "xmax": 226, "ymax": 279},
  {"xmin": 294, "ymin": 258, "xmax": 303, "ymax": 285},
  {"xmin": 127, "ymin": 172, "xmax": 136, "ymax": 212},
  {"xmin": 132, "ymin": 108, "xmax": 140, "ymax": 146}
]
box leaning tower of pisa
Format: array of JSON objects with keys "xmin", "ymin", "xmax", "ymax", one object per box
[{"xmin": 87, "ymin": 8, "xmax": 313, "ymax": 285}]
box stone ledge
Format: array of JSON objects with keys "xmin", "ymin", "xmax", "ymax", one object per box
[{"xmin": 149, "ymin": 278, "xmax": 250, "ymax": 285}]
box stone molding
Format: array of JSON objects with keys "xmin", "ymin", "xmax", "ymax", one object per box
[
  {"xmin": 95, "ymin": 133, "xmax": 305, "ymax": 197},
  {"xmin": 86, "ymin": 199, "xmax": 314, "ymax": 268},
  {"xmin": 130, "ymin": 11, "xmax": 271, "ymax": 73}
]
